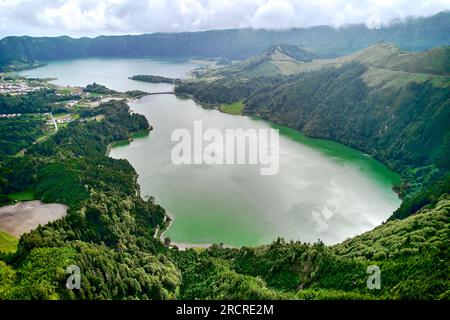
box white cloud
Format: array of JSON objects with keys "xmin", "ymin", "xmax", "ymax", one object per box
[
  {"xmin": 251, "ymin": 0, "xmax": 297, "ymax": 29},
  {"xmin": 0, "ymin": 0, "xmax": 449, "ymax": 38}
]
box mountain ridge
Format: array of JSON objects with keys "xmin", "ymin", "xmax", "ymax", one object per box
[
  {"xmin": 1, "ymin": 11, "xmax": 449, "ymax": 71},
  {"xmin": 206, "ymin": 44, "xmax": 325, "ymax": 77},
  {"xmin": 208, "ymin": 42, "xmax": 450, "ymax": 84}
]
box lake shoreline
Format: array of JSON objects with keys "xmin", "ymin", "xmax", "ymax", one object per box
[
  {"xmin": 156, "ymin": 210, "xmax": 234, "ymax": 250},
  {"xmin": 176, "ymin": 92, "xmax": 403, "ymax": 199},
  {"xmin": 25, "ymin": 57, "xmax": 402, "ymax": 248},
  {"xmin": 110, "ymin": 90, "xmax": 401, "ymax": 248},
  {"xmin": 106, "ymin": 127, "xmax": 152, "ymax": 156}
]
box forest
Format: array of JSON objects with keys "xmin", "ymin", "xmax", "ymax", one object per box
[
  {"xmin": 0, "ymin": 98, "xmax": 173, "ymax": 299},
  {"xmin": 0, "ymin": 115, "xmax": 46, "ymax": 160},
  {"xmin": 129, "ymin": 75, "xmax": 180, "ymax": 84},
  {"xmin": 0, "ymin": 89, "xmax": 78, "ymax": 114},
  {"xmin": 83, "ymin": 83, "xmax": 117, "ymax": 95}
]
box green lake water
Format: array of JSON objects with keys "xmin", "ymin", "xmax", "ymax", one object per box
[{"xmin": 21, "ymin": 58, "xmax": 401, "ymax": 246}]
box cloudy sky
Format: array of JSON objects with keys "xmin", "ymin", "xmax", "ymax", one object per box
[{"xmin": 0, "ymin": 0, "xmax": 449, "ymax": 38}]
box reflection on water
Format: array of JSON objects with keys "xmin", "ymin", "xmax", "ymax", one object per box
[
  {"xmin": 112, "ymin": 94, "xmax": 400, "ymax": 246},
  {"xmin": 22, "ymin": 58, "xmax": 401, "ymax": 247}
]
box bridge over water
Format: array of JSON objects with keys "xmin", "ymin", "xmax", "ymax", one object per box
[{"xmin": 147, "ymin": 91, "xmax": 175, "ymax": 95}]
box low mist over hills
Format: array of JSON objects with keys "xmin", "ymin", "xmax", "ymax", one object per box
[
  {"xmin": 0, "ymin": 11, "xmax": 449, "ymax": 71},
  {"xmin": 207, "ymin": 42, "xmax": 450, "ymax": 78}
]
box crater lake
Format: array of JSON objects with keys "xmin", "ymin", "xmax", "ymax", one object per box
[{"xmin": 21, "ymin": 58, "xmax": 401, "ymax": 247}]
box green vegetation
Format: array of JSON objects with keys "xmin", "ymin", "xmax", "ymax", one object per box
[
  {"xmin": 345, "ymin": 44, "xmax": 450, "ymax": 76},
  {"xmin": 125, "ymin": 90, "xmax": 148, "ymax": 97},
  {"xmin": 83, "ymin": 82, "xmax": 116, "ymax": 95},
  {"xmin": 0, "ymin": 231, "xmax": 17, "ymax": 253},
  {"xmin": 0, "ymin": 89, "xmax": 77, "ymax": 114},
  {"xmin": 176, "ymin": 76, "xmax": 282, "ymax": 104},
  {"xmin": 211, "ymin": 42, "xmax": 450, "ymax": 79},
  {"xmin": 171, "ymin": 196, "xmax": 449, "ymax": 299},
  {"xmin": 334, "ymin": 195, "xmax": 450, "ymax": 260},
  {"xmin": 129, "ymin": 75, "xmax": 179, "ymax": 84},
  {"xmin": 243, "ymin": 63, "xmax": 450, "ymax": 173},
  {"xmin": 220, "ymin": 101, "xmax": 244, "ymax": 115},
  {"xmin": 57, "ymin": 87, "xmax": 74, "ymax": 95},
  {"xmin": 207, "ymin": 45, "xmax": 322, "ymax": 78},
  {"xmin": 0, "ymin": 115, "xmax": 46, "ymax": 160},
  {"xmin": 0, "ymin": 94, "xmax": 174, "ymax": 299},
  {"xmin": 6, "ymin": 190, "xmax": 35, "ymax": 201}
]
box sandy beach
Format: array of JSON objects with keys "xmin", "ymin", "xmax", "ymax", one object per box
[{"xmin": 159, "ymin": 211, "xmax": 233, "ymax": 250}]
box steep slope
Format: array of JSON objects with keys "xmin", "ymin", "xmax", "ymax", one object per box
[
  {"xmin": 242, "ymin": 61, "xmax": 450, "ymax": 171},
  {"xmin": 207, "ymin": 42, "xmax": 450, "ymax": 79},
  {"xmin": 178, "ymin": 44, "xmax": 450, "ymax": 168},
  {"xmin": 333, "ymin": 43, "xmax": 450, "ymax": 76},
  {"xmin": 178, "ymin": 43, "xmax": 450, "ymax": 93},
  {"xmin": 172, "ymin": 195, "xmax": 449, "ymax": 299},
  {"xmin": 334, "ymin": 195, "xmax": 450, "ymax": 260},
  {"xmin": 241, "ymin": 45, "xmax": 450, "ymax": 170},
  {"xmin": 207, "ymin": 44, "xmax": 323, "ymax": 78}
]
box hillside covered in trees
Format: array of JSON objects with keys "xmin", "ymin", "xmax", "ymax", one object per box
[
  {"xmin": 0, "ymin": 99, "xmax": 176, "ymax": 299},
  {"xmin": 0, "ymin": 84, "xmax": 448, "ymax": 299}
]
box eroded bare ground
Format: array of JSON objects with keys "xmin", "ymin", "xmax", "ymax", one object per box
[{"xmin": 0, "ymin": 200, "xmax": 68, "ymax": 237}]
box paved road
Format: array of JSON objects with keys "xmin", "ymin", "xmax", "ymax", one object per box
[{"xmin": 50, "ymin": 113, "xmax": 58, "ymax": 132}]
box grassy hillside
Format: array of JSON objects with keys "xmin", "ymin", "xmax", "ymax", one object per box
[
  {"xmin": 220, "ymin": 101, "xmax": 245, "ymax": 115},
  {"xmin": 6, "ymin": 191, "xmax": 35, "ymax": 201},
  {"xmin": 243, "ymin": 63, "xmax": 450, "ymax": 172},
  {"xmin": 177, "ymin": 45, "xmax": 450, "ymax": 171},
  {"xmin": 211, "ymin": 42, "xmax": 450, "ymax": 79},
  {"xmin": 324, "ymin": 43, "xmax": 450, "ymax": 76},
  {"xmin": 209, "ymin": 44, "xmax": 323, "ymax": 78},
  {"xmin": 0, "ymin": 230, "xmax": 17, "ymax": 253}
]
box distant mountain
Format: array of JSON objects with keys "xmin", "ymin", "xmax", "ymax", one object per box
[
  {"xmin": 0, "ymin": 11, "xmax": 449, "ymax": 71},
  {"xmin": 207, "ymin": 44, "xmax": 326, "ymax": 77},
  {"xmin": 332, "ymin": 43, "xmax": 450, "ymax": 76},
  {"xmin": 193, "ymin": 40, "xmax": 449, "ymax": 81},
  {"xmin": 209, "ymin": 42, "xmax": 450, "ymax": 78}
]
